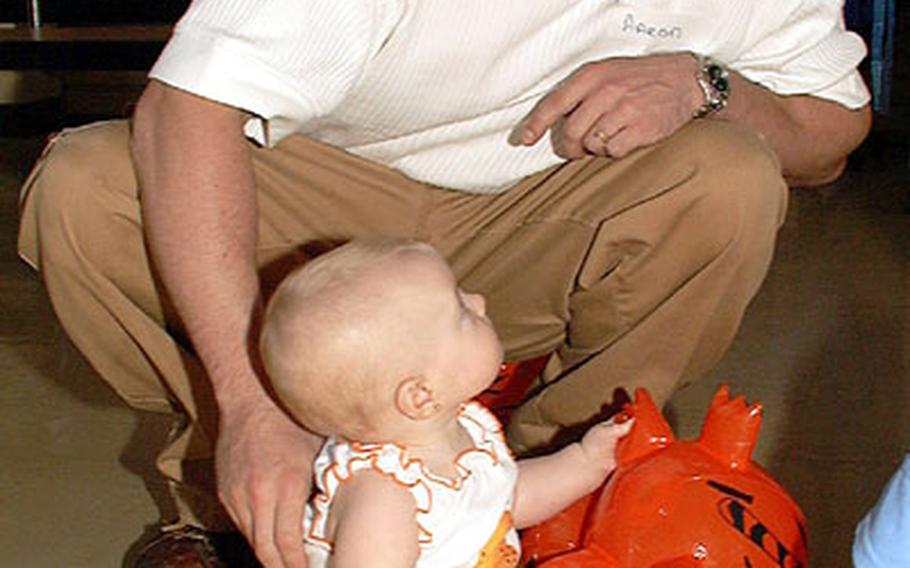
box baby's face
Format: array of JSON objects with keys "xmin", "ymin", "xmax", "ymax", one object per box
[{"xmin": 373, "ymin": 247, "xmax": 503, "ymax": 405}]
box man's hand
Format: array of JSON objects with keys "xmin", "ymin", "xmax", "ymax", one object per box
[
  {"xmin": 513, "ymin": 53, "xmax": 701, "ymax": 159},
  {"xmin": 216, "ymin": 397, "xmax": 324, "ymax": 568}
]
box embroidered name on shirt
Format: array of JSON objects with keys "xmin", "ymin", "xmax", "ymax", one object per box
[{"xmin": 621, "ymin": 13, "xmax": 682, "ymax": 40}]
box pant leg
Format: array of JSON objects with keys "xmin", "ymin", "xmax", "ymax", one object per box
[
  {"xmin": 423, "ymin": 120, "xmax": 788, "ymax": 453},
  {"xmin": 17, "ymin": 120, "xmax": 432, "ymax": 528},
  {"xmin": 17, "ymin": 120, "xmax": 222, "ymax": 527}
]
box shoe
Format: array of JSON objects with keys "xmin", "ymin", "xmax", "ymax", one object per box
[{"xmin": 130, "ymin": 525, "xmax": 261, "ymax": 568}]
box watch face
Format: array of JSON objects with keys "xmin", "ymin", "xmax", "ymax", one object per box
[
  {"xmin": 694, "ymin": 57, "xmax": 730, "ymax": 118},
  {"xmin": 708, "ymin": 65, "xmax": 729, "ymax": 94}
]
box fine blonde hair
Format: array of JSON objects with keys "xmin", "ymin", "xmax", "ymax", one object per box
[{"xmin": 260, "ymin": 238, "xmax": 431, "ymax": 439}]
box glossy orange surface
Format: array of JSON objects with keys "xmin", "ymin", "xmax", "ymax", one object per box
[{"xmin": 522, "ymin": 387, "xmax": 809, "ymax": 567}]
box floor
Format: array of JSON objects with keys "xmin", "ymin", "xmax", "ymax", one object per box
[{"xmin": 1, "ymin": 127, "xmax": 908, "ymax": 567}]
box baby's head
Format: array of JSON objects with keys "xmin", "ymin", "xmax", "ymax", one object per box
[{"xmin": 260, "ymin": 238, "xmax": 503, "ymax": 441}]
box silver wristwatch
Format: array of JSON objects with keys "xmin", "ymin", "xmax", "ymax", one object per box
[{"xmin": 693, "ymin": 54, "xmax": 730, "ymax": 118}]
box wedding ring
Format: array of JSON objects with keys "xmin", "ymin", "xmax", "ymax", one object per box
[{"xmin": 593, "ymin": 130, "xmax": 611, "ymax": 156}]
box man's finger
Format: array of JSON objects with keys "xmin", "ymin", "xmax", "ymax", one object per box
[
  {"xmin": 251, "ymin": 496, "xmax": 285, "ymax": 568},
  {"xmin": 519, "ymin": 93, "xmax": 578, "ymax": 145},
  {"xmin": 221, "ymin": 490, "xmax": 254, "ymax": 544},
  {"xmin": 516, "ymin": 76, "xmax": 594, "ymax": 146},
  {"xmin": 564, "ymin": 85, "xmax": 628, "ymax": 149},
  {"xmin": 557, "ymin": 101, "xmax": 607, "ymax": 158},
  {"xmin": 583, "ymin": 128, "xmax": 612, "ymax": 158},
  {"xmin": 274, "ymin": 479, "xmax": 309, "ymax": 568}
]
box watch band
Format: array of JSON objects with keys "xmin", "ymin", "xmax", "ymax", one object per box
[{"xmin": 693, "ymin": 54, "xmax": 730, "ymax": 118}]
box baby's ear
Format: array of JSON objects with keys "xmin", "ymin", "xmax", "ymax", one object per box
[{"xmin": 395, "ymin": 377, "xmax": 439, "ymax": 420}]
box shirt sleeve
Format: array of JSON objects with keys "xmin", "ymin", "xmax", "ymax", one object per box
[
  {"xmin": 148, "ymin": 0, "xmax": 403, "ymax": 145},
  {"xmin": 732, "ymin": 0, "xmax": 870, "ymax": 109}
]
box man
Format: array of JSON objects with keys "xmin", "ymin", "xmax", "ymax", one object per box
[{"xmin": 18, "ymin": 1, "xmax": 870, "ymax": 566}]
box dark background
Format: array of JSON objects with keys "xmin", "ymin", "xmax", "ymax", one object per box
[{"xmin": 0, "ymin": 0, "xmax": 190, "ymax": 25}]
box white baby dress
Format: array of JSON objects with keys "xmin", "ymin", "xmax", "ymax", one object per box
[{"xmin": 304, "ymin": 402, "xmax": 521, "ymax": 567}]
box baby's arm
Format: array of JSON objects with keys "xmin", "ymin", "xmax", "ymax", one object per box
[
  {"xmin": 512, "ymin": 418, "xmax": 632, "ymax": 528},
  {"xmin": 329, "ymin": 471, "xmax": 420, "ymax": 567}
]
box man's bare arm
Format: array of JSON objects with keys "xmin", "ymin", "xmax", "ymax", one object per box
[
  {"xmin": 131, "ymin": 80, "xmax": 320, "ymax": 568},
  {"xmin": 723, "ymin": 74, "xmax": 871, "ymax": 187},
  {"xmin": 132, "ymin": 81, "xmax": 260, "ymax": 409}
]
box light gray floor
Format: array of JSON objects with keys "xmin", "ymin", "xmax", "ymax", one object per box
[{"xmin": 2, "ymin": 135, "xmax": 908, "ymax": 567}]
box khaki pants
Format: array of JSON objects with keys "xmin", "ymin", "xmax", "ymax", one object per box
[{"xmin": 17, "ymin": 118, "xmax": 787, "ymax": 528}]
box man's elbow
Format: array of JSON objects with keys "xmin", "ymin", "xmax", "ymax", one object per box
[
  {"xmin": 787, "ymin": 104, "xmax": 872, "ymax": 188},
  {"xmin": 842, "ymin": 103, "xmax": 874, "ymax": 160},
  {"xmin": 786, "ymin": 159, "xmax": 847, "ymax": 188}
]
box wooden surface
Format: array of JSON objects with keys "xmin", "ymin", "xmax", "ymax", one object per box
[{"xmin": 0, "ymin": 25, "xmax": 171, "ymax": 70}]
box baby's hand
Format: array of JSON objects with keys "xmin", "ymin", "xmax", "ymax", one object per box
[{"xmin": 579, "ymin": 416, "xmax": 634, "ymax": 474}]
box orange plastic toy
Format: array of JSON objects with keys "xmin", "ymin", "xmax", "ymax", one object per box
[{"xmin": 521, "ymin": 386, "xmax": 808, "ymax": 567}]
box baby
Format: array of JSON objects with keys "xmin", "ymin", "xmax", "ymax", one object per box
[{"xmin": 260, "ymin": 238, "xmax": 630, "ymax": 567}]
